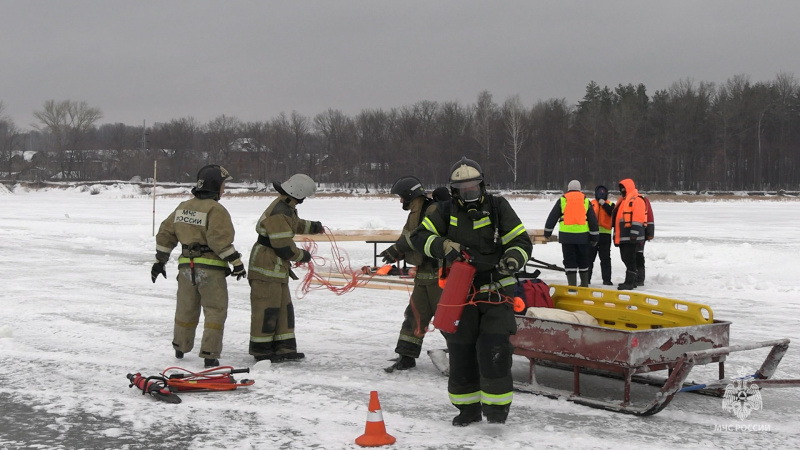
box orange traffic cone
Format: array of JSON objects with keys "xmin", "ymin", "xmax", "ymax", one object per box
[{"xmin": 355, "ymin": 391, "xmax": 396, "ymax": 447}]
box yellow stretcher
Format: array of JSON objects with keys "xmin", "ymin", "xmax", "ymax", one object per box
[{"xmin": 549, "ymin": 284, "xmax": 714, "ymax": 330}]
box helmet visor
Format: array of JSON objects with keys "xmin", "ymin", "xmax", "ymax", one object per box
[{"xmin": 452, "ymin": 180, "xmax": 482, "ymax": 203}]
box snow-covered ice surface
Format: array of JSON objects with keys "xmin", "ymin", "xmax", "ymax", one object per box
[{"xmin": 1, "ymin": 184, "xmax": 799, "ymax": 449}]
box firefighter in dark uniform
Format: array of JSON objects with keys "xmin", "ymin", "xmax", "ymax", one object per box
[
  {"xmin": 247, "ymin": 173, "xmax": 323, "ymax": 363},
  {"xmin": 381, "ymin": 176, "xmax": 444, "ymax": 373},
  {"xmin": 410, "ymin": 157, "xmax": 532, "ymax": 426},
  {"xmin": 543, "ymin": 180, "xmax": 600, "ymax": 287},
  {"xmin": 588, "ymin": 185, "xmax": 615, "ymax": 285},
  {"xmin": 152, "ymin": 165, "xmax": 247, "ymax": 368}
]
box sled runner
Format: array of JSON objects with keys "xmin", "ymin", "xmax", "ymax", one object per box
[{"xmin": 509, "ymin": 285, "xmax": 800, "ymax": 415}]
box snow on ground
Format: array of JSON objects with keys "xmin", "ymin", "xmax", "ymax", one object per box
[{"xmin": 1, "ymin": 184, "xmax": 799, "ymax": 449}]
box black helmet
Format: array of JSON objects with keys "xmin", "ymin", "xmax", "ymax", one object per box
[
  {"xmin": 595, "ymin": 185, "xmax": 608, "ymax": 200},
  {"xmin": 390, "ymin": 176, "xmax": 425, "ymax": 210},
  {"xmin": 432, "ymin": 186, "xmax": 451, "ymax": 202},
  {"xmin": 192, "ymin": 165, "xmax": 231, "ymax": 200},
  {"xmin": 449, "ymin": 157, "xmax": 485, "ymax": 209}
]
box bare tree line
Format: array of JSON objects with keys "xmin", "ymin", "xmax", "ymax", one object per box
[{"xmin": 2, "ymin": 72, "xmax": 799, "ymax": 191}]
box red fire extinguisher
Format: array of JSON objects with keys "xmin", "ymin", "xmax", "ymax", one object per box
[{"xmin": 433, "ymin": 252, "xmax": 475, "ymax": 333}]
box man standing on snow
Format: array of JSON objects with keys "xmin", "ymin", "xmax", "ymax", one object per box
[
  {"xmin": 247, "ymin": 174, "xmax": 324, "ymax": 363},
  {"xmin": 381, "ymin": 176, "xmax": 444, "ymax": 373},
  {"xmin": 588, "ymin": 185, "xmax": 615, "ymax": 286},
  {"xmin": 151, "ymin": 165, "xmax": 247, "ymax": 368},
  {"xmin": 543, "ymin": 180, "xmax": 599, "ymax": 287},
  {"xmin": 611, "ymin": 178, "xmax": 647, "ymax": 290},
  {"xmin": 411, "ymin": 157, "xmax": 532, "ymax": 426}
]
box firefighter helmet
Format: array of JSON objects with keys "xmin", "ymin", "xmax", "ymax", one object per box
[
  {"xmin": 449, "ymin": 157, "xmax": 485, "ymax": 208},
  {"xmin": 274, "ymin": 173, "xmax": 316, "ymax": 201},
  {"xmin": 192, "ymin": 164, "xmax": 231, "ymax": 199},
  {"xmin": 390, "ymin": 176, "xmax": 425, "ymax": 208},
  {"xmin": 432, "ymin": 186, "xmax": 451, "ymax": 202},
  {"xmin": 595, "ymin": 185, "xmax": 608, "ymax": 200}
]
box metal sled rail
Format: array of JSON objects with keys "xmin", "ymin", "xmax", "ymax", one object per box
[{"xmin": 512, "ymin": 313, "xmax": 796, "ymax": 415}]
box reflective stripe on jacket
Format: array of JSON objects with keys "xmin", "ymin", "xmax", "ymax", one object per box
[
  {"xmin": 559, "ymin": 191, "xmax": 589, "ymax": 233},
  {"xmin": 155, "ymin": 196, "xmax": 238, "ymax": 270},
  {"xmin": 248, "ymin": 195, "xmax": 313, "ymax": 282},
  {"xmin": 613, "ymin": 179, "xmax": 647, "ymax": 244},
  {"xmin": 591, "ymin": 199, "xmax": 614, "ymax": 234}
]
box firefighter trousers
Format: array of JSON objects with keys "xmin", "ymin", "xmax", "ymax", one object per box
[
  {"xmin": 445, "ymin": 296, "xmax": 517, "ymax": 416},
  {"xmin": 172, "ymin": 266, "xmax": 229, "ymax": 360},
  {"xmin": 395, "ymin": 275, "xmax": 442, "ymax": 358},
  {"xmin": 249, "ymin": 279, "xmax": 297, "ymax": 358}
]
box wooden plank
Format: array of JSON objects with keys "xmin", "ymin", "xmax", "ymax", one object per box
[
  {"xmin": 318, "ymin": 271, "xmax": 415, "ymax": 286},
  {"xmin": 309, "ymin": 278, "xmax": 412, "ymax": 292},
  {"xmin": 300, "ymin": 229, "xmax": 552, "ymax": 243}
]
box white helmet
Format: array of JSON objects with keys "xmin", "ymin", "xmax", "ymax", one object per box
[
  {"xmin": 274, "ymin": 173, "xmax": 316, "ymax": 200},
  {"xmin": 449, "ymin": 157, "xmax": 485, "ymax": 207}
]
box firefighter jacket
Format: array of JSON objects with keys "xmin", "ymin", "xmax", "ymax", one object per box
[
  {"xmin": 543, "ymin": 190, "xmax": 599, "ymax": 245},
  {"xmin": 248, "ymin": 194, "xmax": 315, "ymax": 283},
  {"xmin": 590, "ymin": 199, "xmax": 615, "ymax": 234},
  {"xmin": 410, "ymin": 195, "xmax": 532, "ymax": 298},
  {"xmin": 155, "ymin": 196, "xmax": 240, "ymax": 271},
  {"xmin": 392, "ymin": 196, "xmax": 439, "ymax": 277},
  {"xmin": 612, "ymin": 178, "xmax": 647, "ymax": 245}
]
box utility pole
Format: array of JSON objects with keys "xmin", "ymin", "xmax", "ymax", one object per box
[{"xmin": 145, "ymin": 120, "xmax": 157, "ymax": 236}]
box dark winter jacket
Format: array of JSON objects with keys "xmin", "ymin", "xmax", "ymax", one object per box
[{"xmin": 410, "ymin": 195, "xmax": 532, "ymax": 298}]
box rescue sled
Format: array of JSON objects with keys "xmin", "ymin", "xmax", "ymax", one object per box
[{"xmin": 510, "ymin": 284, "xmax": 799, "ymax": 416}]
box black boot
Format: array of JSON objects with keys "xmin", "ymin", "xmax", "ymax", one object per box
[
  {"xmin": 483, "ymin": 404, "xmax": 510, "ymax": 424},
  {"xmin": 384, "ymin": 355, "xmax": 416, "ymax": 373},
  {"xmin": 579, "ymin": 271, "xmax": 589, "ymax": 287},
  {"xmin": 601, "ymin": 260, "xmax": 612, "ymax": 286},
  {"xmin": 452, "ymin": 403, "xmax": 482, "ymax": 426},
  {"xmin": 566, "ymin": 272, "xmax": 577, "ymax": 286},
  {"xmin": 204, "ymin": 358, "xmax": 219, "ymax": 368},
  {"xmin": 175, "ymin": 350, "xmax": 184, "ymax": 359},
  {"xmin": 271, "ymin": 352, "xmax": 305, "ymax": 363},
  {"xmin": 617, "ymin": 271, "xmax": 637, "ymax": 290},
  {"xmin": 635, "ymin": 266, "xmax": 645, "ymax": 287}
]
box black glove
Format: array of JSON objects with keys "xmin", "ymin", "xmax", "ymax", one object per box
[
  {"xmin": 379, "ymin": 245, "xmax": 401, "ymax": 264},
  {"xmin": 497, "ymin": 255, "xmax": 520, "ymax": 275},
  {"xmin": 151, "ymin": 261, "xmax": 166, "ymax": 283},
  {"xmin": 310, "ymin": 221, "xmax": 324, "ymax": 234},
  {"xmin": 298, "ymin": 249, "xmax": 312, "ymax": 263},
  {"xmin": 443, "ymin": 240, "xmax": 463, "ymax": 264},
  {"xmin": 591, "ymin": 236, "xmax": 599, "ymax": 247},
  {"xmin": 230, "ymin": 263, "xmax": 247, "ymax": 280}
]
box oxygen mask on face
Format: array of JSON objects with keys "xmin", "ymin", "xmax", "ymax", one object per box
[{"xmin": 452, "ymin": 180, "xmax": 486, "ymax": 220}]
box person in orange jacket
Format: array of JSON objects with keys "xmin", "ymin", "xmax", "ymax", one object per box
[
  {"xmin": 611, "ymin": 178, "xmax": 647, "ymax": 290},
  {"xmin": 543, "ymin": 180, "xmax": 599, "ymax": 287},
  {"xmin": 588, "ymin": 185, "xmax": 615, "ymax": 286}
]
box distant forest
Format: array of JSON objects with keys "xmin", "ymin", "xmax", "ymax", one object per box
[{"xmin": 2, "ymin": 73, "xmax": 799, "ymax": 191}]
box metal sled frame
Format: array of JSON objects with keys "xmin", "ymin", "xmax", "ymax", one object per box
[{"xmin": 511, "ymin": 307, "xmax": 796, "ymax": 415}]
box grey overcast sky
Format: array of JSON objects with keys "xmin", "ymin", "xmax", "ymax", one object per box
[{"xmin": 2, "ymin": 1, "xmax": 799, "ymax": 130}]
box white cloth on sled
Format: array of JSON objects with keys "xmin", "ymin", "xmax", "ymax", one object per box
[{"xmin": 524, "ymin": 307, "xmax": 599, "ymax": 326}]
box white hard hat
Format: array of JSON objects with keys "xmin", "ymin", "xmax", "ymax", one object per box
[{"xmin": 274, "ymin": 173, "xmax": 316, "ymax": 200}]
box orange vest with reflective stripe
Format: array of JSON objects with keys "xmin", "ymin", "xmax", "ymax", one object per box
[
  {"xmin": 560, "ymin": 191, "xmax": 589, "ymax": 233},
  {"xmin": 591, "ymin": 199, "xmax": 613, "ymax": 233}
]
